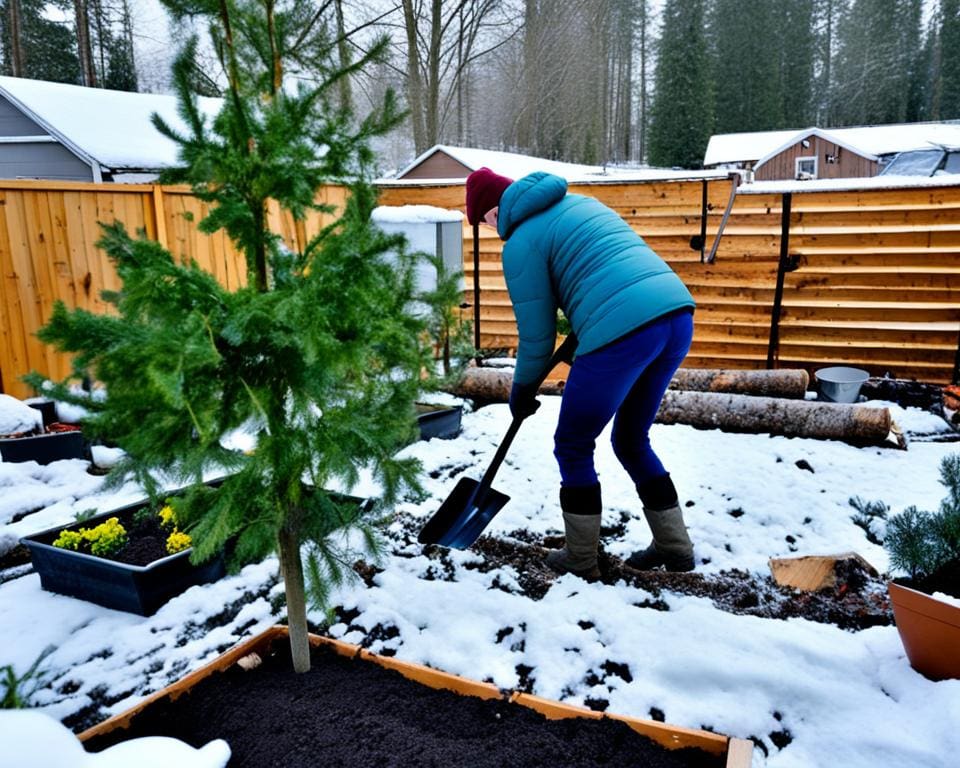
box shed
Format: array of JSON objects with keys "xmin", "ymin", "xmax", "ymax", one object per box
[
  {"xmin": 0, "ymin": 76, "xmax": 222, "ymax": 182},
  {"xmin": 704, "ymin": 122, "xmax": 960, "ymax": 181}
]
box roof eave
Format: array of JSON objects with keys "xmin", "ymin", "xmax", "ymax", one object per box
[{"xmin": 0, "ymin": 81, "xmax": 103, "ymax": 181}]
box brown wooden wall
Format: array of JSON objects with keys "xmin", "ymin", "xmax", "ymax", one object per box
[
  {"xmin": 379, "ymin": 179, "xmax": 960, "ymax": 385},
  {"xmin": 755, "ymin": 136, "xmax": 879, "ymax": 180},
  {"xmin": 2, "ymin": 177, "xmax": 958, "ymax": 400}
]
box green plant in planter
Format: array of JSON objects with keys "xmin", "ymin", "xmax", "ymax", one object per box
[
  {"xmin": 30, "ymin": 1, "xmax": 433, "ymax": 673},
  {"xmin": 884, "ymin": 454, "xmax": 960, "ymax": 582}
]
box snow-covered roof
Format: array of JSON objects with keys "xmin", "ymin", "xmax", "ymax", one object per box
[
  {"xmin": 0, "ymin": 76, "xmax": 223, "ymax": 173},
  {"xmin": 704, "ymin": 122, "xmax": 960, "ymax": 167},
  {"xmin": 384, "ymin": 144, "xmax": 731, "ymax": 184}
]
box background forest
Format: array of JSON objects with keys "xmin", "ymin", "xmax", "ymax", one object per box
[{"xmin": 2, "ymin": 0, "xmax": 959, "ymax": 171}]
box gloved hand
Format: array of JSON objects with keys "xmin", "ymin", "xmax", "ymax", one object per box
[{"xmin": 509, "ymin": 382, "xmax": 540, "ymax": 420}]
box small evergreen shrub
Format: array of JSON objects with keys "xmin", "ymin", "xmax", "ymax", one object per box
[{"xmin": 884, "ymin": 454, "xmax": 960, "ymax": 580}]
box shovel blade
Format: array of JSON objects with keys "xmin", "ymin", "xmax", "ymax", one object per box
[{"xmin": 418, "ymin": 477, "xmax": 511, "ymax": 549}]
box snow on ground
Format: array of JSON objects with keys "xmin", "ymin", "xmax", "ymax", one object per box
[{"xmin": 1, "ymin": 394, "xmax": 959, "ymax": 767}]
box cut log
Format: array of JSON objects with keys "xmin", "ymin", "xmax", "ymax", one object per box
[
  {"xmin": 769, "ymin": 553, "xmax": 879, "ymax": 592},
  {"xmin": 454, "ymin": 366, "xmax": 809, "ymax": 401},
  {"xmin": 454, "ymin": 365, "xmax": 565, "ymax": 401},
  {"xmin": 451, "ymin": 369, "xmax": 895, "ymax": 446},
  {"xmin": 656, "ymin": 390, "xmax": 893, "ymax": 445},
  {"xmin": 669, "ymin": 368, "xmax": 810, "ymax": 399}
]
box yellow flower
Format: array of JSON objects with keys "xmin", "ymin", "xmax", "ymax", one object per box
[
  {"xmin": 81, "ymin": 517, "xmax": 127, "ymax": 557},
  {"xmin": 158, "ymin": 505, "xmax": 177, "ymax": 530},
  {"xmin": 53, "ymin": 530, "xmax": 84, "ymax": 550},
  {"xmin": 166, "ymin": 530, "xmax": 192, "ymax": 554}
]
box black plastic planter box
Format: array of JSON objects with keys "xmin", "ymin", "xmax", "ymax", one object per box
[
  {"xmin": 0, "ymin": 430, "xmax": 85, "ymax": 465},
  {"xmin": 21, "ymin": 500, "xmax": 225, "ymax": 615},
  {"xmin": 416, "ymin": 404, "xmax": 463, "ymax": 440}
]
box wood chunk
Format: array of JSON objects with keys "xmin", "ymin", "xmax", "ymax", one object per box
[
  {"xmin": 769, "ymin": 553, "xmax": 878, "ymax": 592},
  {"xmin": 236, "ymin": 652, "xmax": 262, "ymax": 671}
]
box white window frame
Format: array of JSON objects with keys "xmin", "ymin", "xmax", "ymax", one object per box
[{"xmin": 795, "ymin": 156, "xmax": 818, "ymax": 179}]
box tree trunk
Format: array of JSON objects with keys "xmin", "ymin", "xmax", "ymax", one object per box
[
  {"xmin": 655, "ymin": 390, "xmax": 892, "ymax": 445},
  {"xmin": 277, "ymin": 525, "xmax": 310, "ymax": 673},
  {"xmin": 401, "ymin": 0, "xmax": 427, "ymax": 153},
  {"xmin": 7, "ymin": 0, "xmax": 25, "ymax": 77},
  {"xmin": 74, "ymin": 0, "xmax": 97, "ymax": 87},
  {"xmin": 669, "ymin": 368, "xmax": 810, "ymax": 398},
  {"xmin": 334, "ymin": 0, "xmax": 352, "ymax": 111}
]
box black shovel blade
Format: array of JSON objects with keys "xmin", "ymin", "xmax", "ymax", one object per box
[{"xmin": 418, "ymin": 477, "xmax": 511, "ymax": 549}]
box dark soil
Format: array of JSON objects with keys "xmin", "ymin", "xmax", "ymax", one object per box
[
  {"xmin": 895, "ymin": 558, "xmax": 960, "ymax": 600},
  {"xmin": 84, "ymin": 641, "xmax": 724, "ymax": 768},
  {"xmin": 420, "ymin": 533, "xmax": 894, "ymax": 631},
  {"xmin": 114, "ymin": 514, "xmax": 171, "ymax": 566}
]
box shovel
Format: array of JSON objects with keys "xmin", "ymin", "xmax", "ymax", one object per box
[{"xmin": 418, "ymin": 334, "xmax": 578, "ymax": 549}]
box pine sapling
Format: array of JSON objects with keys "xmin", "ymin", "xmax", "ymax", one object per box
[
  {"xmin": 33, "ymin": 1, "xmax": 435, "ymax": 673},
  {"xmin": 884, "ymin": 454, "xmax": 960, "ymax": 582}
]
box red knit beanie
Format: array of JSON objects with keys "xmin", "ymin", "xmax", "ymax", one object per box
[{"xmin": 465, "ymin": 167, "xmax": 513, "ymax": 226}]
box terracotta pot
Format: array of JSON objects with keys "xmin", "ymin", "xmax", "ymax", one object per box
[
  {"xmin": 888, "ymin": 581, "xmax": 960, "ymax": 680},
  {"xmin": 79, "ymin": 625, "xmax": 754, "ymax": 767}
]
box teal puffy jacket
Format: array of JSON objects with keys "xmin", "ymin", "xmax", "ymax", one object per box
[{"xmin": 496, "ymin": 172, "xmax": 695, "ymax": 386}]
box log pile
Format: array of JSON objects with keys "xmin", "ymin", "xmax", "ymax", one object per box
[{"xmin": 451, "ymin": 366, "xmax": 898, "ymax": 447}]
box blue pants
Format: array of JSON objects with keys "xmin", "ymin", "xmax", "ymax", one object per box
[{"xmin": 554, "ymin": 310, "xmax": 694, "ymax": 488}]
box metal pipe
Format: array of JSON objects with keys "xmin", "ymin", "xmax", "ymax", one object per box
[{"xmin": 767, "ymin": 193, "xmax": 793, "ymax": 369}]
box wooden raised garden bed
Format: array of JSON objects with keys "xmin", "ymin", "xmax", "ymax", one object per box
[{"xmin": 79, "ymin": 625, "xmax": 754, "ymax": 767}]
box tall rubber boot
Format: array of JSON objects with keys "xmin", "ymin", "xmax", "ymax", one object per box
[
  {"xmin": 545, "ymin": 483, "xmax": 602, "ymax": 580},
  {"xmin": 626, "ymin": 474, "xmax": 695, "ymax": 572}
]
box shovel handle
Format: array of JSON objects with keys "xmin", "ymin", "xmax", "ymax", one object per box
[{"xmin": 473, "ymin": 333, "xmax": 578, "ymax": 499}]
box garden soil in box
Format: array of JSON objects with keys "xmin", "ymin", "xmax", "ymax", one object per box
[{"xmin": 83, "ymin": 641, "xmax": 724, "ymax": 768}]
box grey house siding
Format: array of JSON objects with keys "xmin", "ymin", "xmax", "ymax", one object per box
[
  {"xmin": 0, "ymin": 96, "xmax": 94, "ymax": 180},
  {"xmin": 0, "ymin": 98, "xmax": 45, "ymax": 135},
  {"xmin": 0, "ymin": 142, "xmax": 93, "ymax": 180}
]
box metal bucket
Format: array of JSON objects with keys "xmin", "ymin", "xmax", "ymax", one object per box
[{"xmin": 815, "ymin": 366, "xmax": 869, "ymax": 403}]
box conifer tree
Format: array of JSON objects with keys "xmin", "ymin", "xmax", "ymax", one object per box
[
  {"xmin": 648, "ymin": 0, "xmax": 712, "ymax": 168},
  {"xmin": 33, "ymin": 0, "xmax": 431, "ymax": 674},
  {"xmin": 940, "ymin": 0, "xmax": 960, "ymax": 119}
]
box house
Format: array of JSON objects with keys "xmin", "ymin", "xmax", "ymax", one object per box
[
  {"xmin": 390, "ymin": 144, "xmax": 729, "ymax": 184},
  {"xmin": 0, "ymin": 76, "xmax": 222, "ymax": 182},
  {"xmin": 704, "ymin": 123, "xmax": 960, "ymax": 181}
]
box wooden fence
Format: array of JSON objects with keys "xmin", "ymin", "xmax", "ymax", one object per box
[
  {"xmin": 0, "ymin": 180, "xmax": 346, "ymax": 398},
  {"xmin": 380, "ymin": 178, "xmax": 960, "ymax": 385},
  {"xmin": 1, "ymin": 177, "xmax": 958, "ymax": 400}
]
